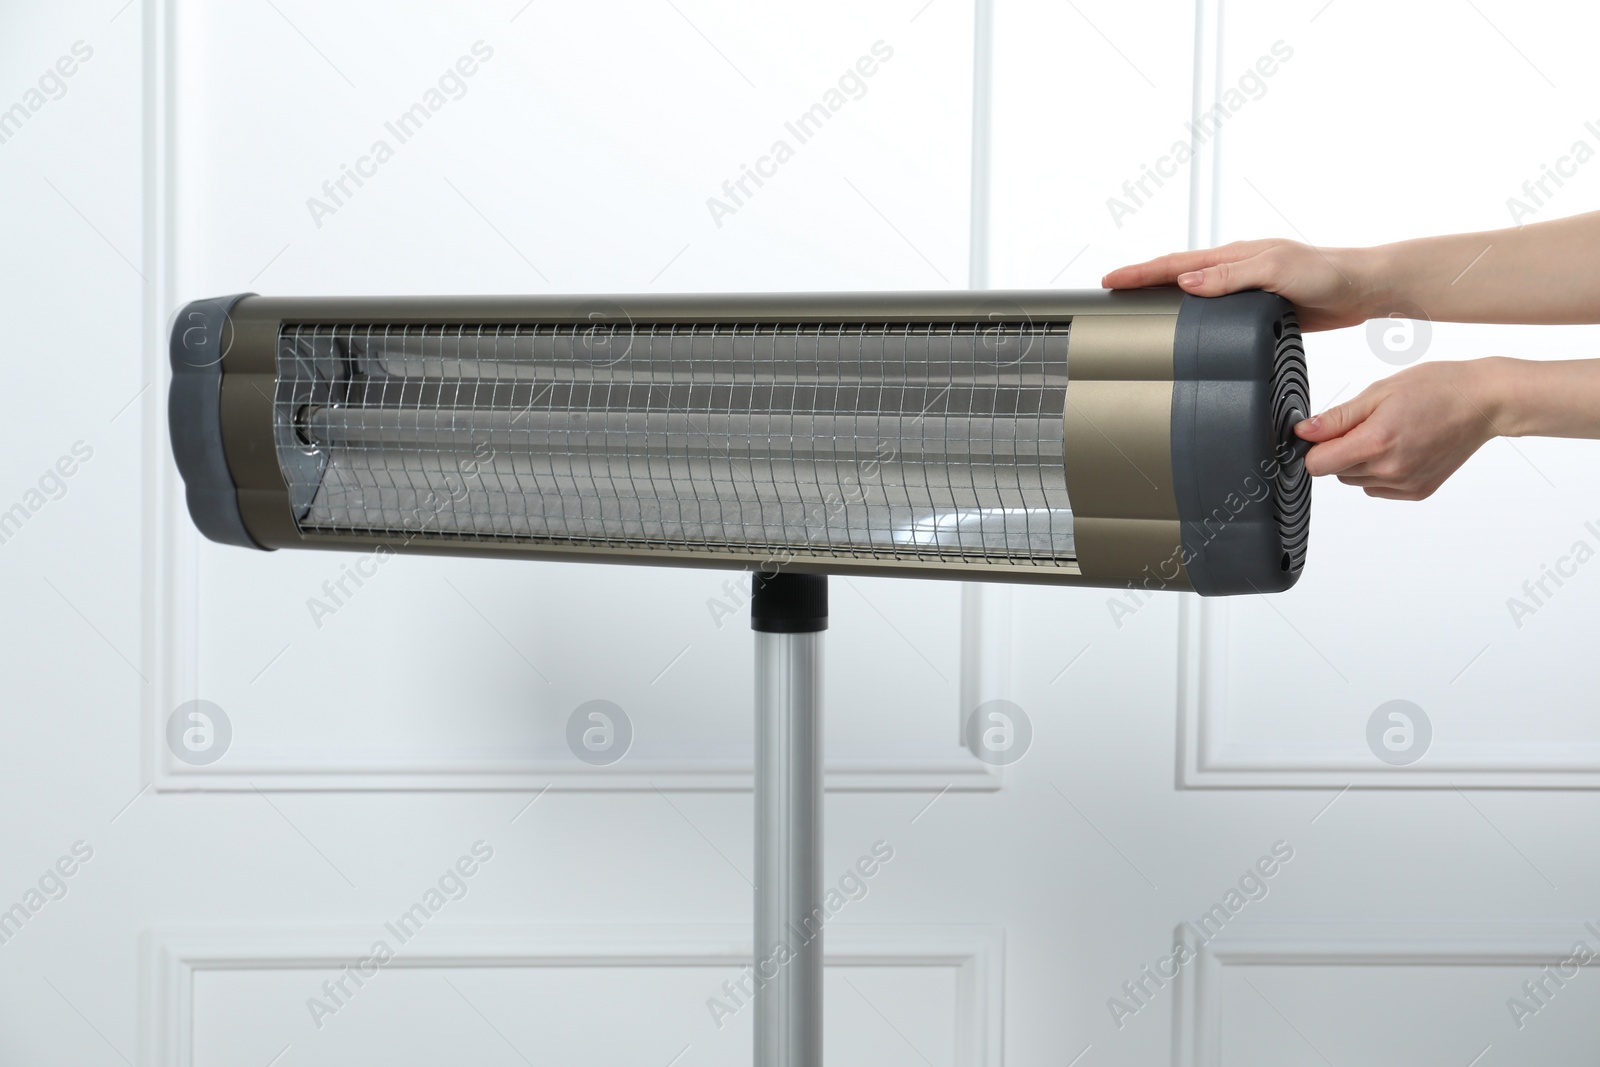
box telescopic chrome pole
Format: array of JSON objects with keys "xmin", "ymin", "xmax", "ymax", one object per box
[{"xmin": 751, "ymin": 571, "xmax": 828, "ymax": 1067}]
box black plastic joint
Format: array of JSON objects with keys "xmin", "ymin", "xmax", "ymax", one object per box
[{"xmin": 749, "ymin": 571, "xmax": 829, "ymax": 633}]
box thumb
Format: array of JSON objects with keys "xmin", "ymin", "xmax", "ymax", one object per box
[
  {"xmin": 1174, "ymin": 252, "xmax": 1282, "ymax": 297},
  {"xmin": 1296, "ymin": 392, "xmax": 1378, "ymax": 443}
]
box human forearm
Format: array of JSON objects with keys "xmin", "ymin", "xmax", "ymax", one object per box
[
  {"xmin": 1374, "ymin": 211, "xmax": 1600, "ymax": 325},
  {"xmin": 1484, "ymin": 356, "xmax": 1600, "ymax": 439},
  {"xmin": 1106, "ymin": 210, "xmax": 1600, "ymax": 330}
]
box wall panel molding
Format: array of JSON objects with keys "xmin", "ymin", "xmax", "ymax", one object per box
[
  {"xmin": 143, "ymin": 0, "xmax": 1004, "ymax": 794},
  {"xmin": 142, "ymin": 923, "xmax": 1005, "ymax": 1067},
  {"xmin": 1174, "ymin": 2, "xmax": 1600, "ymax": 789},
  {"xmin": 1178, "ymin": 598, "xmax": 1600, "ymax": 788},
  {"xmin": 1173, "ymin": 920, "xmax": 1582, "ymax": 1066}
]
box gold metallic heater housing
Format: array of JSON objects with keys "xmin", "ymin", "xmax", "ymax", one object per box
[{"xmin": 169, "ymin": 289, "xmax": 1310, "ymax": 595}]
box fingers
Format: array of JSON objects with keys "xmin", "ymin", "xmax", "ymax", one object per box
[
  {"xmin": 1100, "ymin": 242, "xmax": 1267, "ymax": 289},
  {"xmin": 1362, "ymin": 486, "xmax": 1430, "ymax": 501},
  {"xmin": 1302, "ymin": 414, "xmax": 1392, "ymax": 476},
  {"xmin": 1340, "ymin": 471, "xmax": 1434, "ymax": 500},
  {"xmin": 1295, "ymin": 389, "xmax": 1381, "ymax": 444},
  {"xmin": 1297, "ymin": 390, "xmax": 1384, "ymax": 474},
  {"xmin": 1171, "ymin": 251, "xmax": 1286, "ymax": 297}
]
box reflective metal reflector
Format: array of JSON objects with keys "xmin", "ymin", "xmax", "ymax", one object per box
[{"xmin": 275, "ymin": 320, "xmax": 1076, "ymax": 562}]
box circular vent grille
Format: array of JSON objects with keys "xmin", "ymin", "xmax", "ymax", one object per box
[{"xmin": 1270, "ymin": 311, "xmax": 1311, "ymax": 574}]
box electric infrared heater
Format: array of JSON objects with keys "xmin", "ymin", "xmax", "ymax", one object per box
[{"xmin": 169, "ymin": 288, "xmax": 1311, "ymax": 1067}]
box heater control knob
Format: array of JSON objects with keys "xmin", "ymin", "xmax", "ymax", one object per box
[{"xmin": 1280, "ymin": 406, "xmax": 1313, "ymax": 465}]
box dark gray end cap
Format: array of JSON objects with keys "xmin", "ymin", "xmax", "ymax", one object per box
[
  {"xmin": 168, "ymin": 293, "xmax": 267, "ymax": 549},
  {"xmin": 1171, "ymin": 291, "xmax": 1310, "ymax": 595}
]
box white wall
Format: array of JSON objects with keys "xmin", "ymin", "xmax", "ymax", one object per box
[{"xmin": 4, "ymin": 1, "xmax": 1600, "ymax": 1064}]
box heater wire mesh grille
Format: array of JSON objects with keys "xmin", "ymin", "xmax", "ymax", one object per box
[{"xmin": 272, "ymin": 320, "xmax": 1077, "ymax": 565}]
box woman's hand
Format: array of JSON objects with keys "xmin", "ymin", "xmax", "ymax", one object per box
[
  {"xmin": 1104, "ymin": 225, "xmax": 1600, "ymax": 501},
  {"xmin": 1101, "ymin": 238, "xmax": 1386, "ymax": 331},
  {"xmin": 1293, "ymin": 359, "xmax": 1512, "ymax": 500}
]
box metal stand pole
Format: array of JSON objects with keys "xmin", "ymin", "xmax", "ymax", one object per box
[{"xmin": 750, "ymin": 571, "xmax": 828, "ymax": 1067}]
